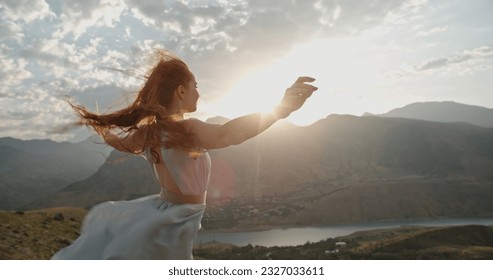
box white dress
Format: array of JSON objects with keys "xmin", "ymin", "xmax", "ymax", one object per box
[{"xmin": 51, "ymin": 148, "xmax": 211, "ymax": 260}]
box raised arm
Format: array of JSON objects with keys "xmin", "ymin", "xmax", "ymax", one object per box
[{"xmin": 187, "ymin": 77, "xmax": 318, "ymax": 149}]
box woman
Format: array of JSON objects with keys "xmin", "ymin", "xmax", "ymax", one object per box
[{"xmin": 52, "ymin": 50, "xmax": 317, "ymax": 259}]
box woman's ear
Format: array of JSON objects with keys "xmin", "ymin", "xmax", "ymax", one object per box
[{"xmin": 176, "ymin": 85, "xmax": 185, "ymax": 99}]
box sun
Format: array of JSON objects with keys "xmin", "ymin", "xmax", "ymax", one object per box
[{"xmin": 212, "ymin": 38, "xmax": 387, "ymax": 125}]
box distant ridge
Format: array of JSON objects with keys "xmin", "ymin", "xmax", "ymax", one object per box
[
  {"xmin": 379, "ymin": 101, "xmax": 493, "ymax": 128},
  {"xmin": 0, "ymin": 136, "xmax": 111, "ymax": 210}
]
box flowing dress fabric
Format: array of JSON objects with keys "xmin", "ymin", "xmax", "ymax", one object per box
[{"xmin": 52, "ymin": 149, "xmax": 211, "ymax": 260}]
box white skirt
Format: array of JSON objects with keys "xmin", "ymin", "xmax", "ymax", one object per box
[{"xmin": 51, "ymin": 194, "xmax": 205, "ymax": 260}]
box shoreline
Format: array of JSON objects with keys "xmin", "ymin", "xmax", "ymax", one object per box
[
  {"xmin": 196, "ymin": 217, "xmax": 493, "ymax": 247},
  {"xmin": 199, "ymin": 215, "xmax": 493, "ymax": 234}
]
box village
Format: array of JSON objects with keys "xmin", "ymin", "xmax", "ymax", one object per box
[{"xmin": 202, "ymin": 194, "xmax": 307, "ymax": 230}]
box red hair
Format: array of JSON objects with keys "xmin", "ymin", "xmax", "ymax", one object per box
[{"xmin": 69, "ymin": 50, "xmax": 201, "ymax": 162}]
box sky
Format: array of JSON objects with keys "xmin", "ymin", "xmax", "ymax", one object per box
[{"xmin": 1, "ymin": 0, "xmax": 492, "ymax": 142}]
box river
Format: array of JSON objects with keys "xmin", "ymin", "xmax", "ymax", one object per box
[{"xmin": 196, "ymin": 218, "xmax": 493, "ymax": 247}]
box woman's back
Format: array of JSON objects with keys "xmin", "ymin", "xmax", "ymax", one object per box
[{"xmin": 147, "ymin": 146, "xmax": 211, "ymax": 200}]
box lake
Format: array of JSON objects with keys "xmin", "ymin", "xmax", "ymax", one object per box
[{"xmin": 196, "ymin": 218, "xmax": 493, "ymax": 247}]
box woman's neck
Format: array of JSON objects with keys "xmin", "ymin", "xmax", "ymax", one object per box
[{"xmin": 166, "ymin": 102, "xmax": 185, "ymax": 120}]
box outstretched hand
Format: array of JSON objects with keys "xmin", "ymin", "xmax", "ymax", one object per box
[{"xmin": 274, "ymin": 76, "xmax": 318, "ymax": 119}]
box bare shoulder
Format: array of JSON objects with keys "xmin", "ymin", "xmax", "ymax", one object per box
[
  {"xmin": 182, "ymin": 118, "xmax": 221, "ymax": 132},
  {"xmin": 182, "ymin": 118, "xmax": 228, "ymax": 149}
]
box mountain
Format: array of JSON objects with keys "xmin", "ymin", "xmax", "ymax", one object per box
[
  {"xmin": 379, "ymin": 101, "xmax": 493, "ymax": 128},
  {"xmin": 26, "ymin": 150, "xmax": 157, "ymax": 209},
  {"xmin": 0, "ymin": 137, "xmax": 112, "ymax": 210},
  {"xmin": 25, "ymin": 115, "xmax": 493, "ymax": 229},
  {"xmin": 203, "ymin": 115, "xmax": 493, "ymax": 229}
]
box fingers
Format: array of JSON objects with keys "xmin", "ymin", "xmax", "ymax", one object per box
[
  {"xmin": 293, "ymin": 76, "xmax": 316, "ymax": 85},
  {"xmin": 292, "ymin": 83, "xmax": 318, "ymax": 91},
  {"xmin": 279, "ymin": 76, "xmax": 318, "ymax": 114},
  {"xmin": 286, "ymin": 87, "xmax": 314, "ymax": 96},
  {"xmin": 291, "ymin": 76, "xmax": 318, "ymax": 92},
  {"xmin": 287, "ymin": 77, "xmax": 318, "ymax": 98}
]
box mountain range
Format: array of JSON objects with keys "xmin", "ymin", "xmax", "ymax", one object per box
[
  {"xmin": 201, "ymin": 113, "xmax": 493, "ymax": 228},
  {"xmin": 0, "ymin": 136, "xmax": 112, "ymax": 210},
  {"xmin": 2, "ymin": 101, "xmax": 493, "ymax": 228},
  {"xmin": 377, "ymin": 101, "xmax": 493, "ymax": 128}
]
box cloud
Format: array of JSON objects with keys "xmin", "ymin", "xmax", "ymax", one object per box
[
  {"xmin": 126, "ymin": 0, "xmax": 419, "ymax": 55},
  {"xmin": 391, "ymin": 45, "xmax": 493, "ymax": 78},
  {"xmin": 0, "ymin": 0, "xmax": 54, "ymax": 23},
  {"xmin": 52, "ymin": 0, "xmax": 126, "ymax": 40},
  {"xmin": 0, "ymin": 86, "xmax": 72, "ymax": 141},
  {"xmin": 416, "ymin": 25, "xmax": 448, "ymax": 37},
  {"xmin": 19, "ymin": 46, "xmax": 73, "ymax": 70},
  {"xmin": 123, "ymin": 0, "xmax": 423, "ymax": 100},
  {"xmin": 18, "ymin": 37, "xmax": 134, "ymax": 87},
  {"xmin": 68, "ymin": 84, "xmax": 131, "ymax": 112},
  {"xmin": 417, "ymin": 45, "xmax": 493, "ymax": 71},
  {"xmin": 0, "ymin": 55, "xmax": 32, "ymax": 93},
  {"xmin": 0, "ymin": 21, "xmax": 24, "ymax": 43},
  {"xmin": 5, "ymin": 0, "xmax": 484, "ymax": 142},
  {"xmin": 18, "ymin": 38, "xmax": 82, "ymax": 83}
]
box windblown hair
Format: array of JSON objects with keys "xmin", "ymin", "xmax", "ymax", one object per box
[{"xmin": 69, "ymin": 50, "xmax": 201, "ymax": 162}]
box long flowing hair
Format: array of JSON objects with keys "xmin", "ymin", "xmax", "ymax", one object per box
[{"xmin": 69, "ymin": 50, "xmax": 201, "ymax": 162}]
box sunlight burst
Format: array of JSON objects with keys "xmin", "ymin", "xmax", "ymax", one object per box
[{"xmin": 214, "ymin": 38, "xmax": 389, "ymax": 125}]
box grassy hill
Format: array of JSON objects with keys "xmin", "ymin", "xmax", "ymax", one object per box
[
  {"xmin": 0, "ymin": 208, "xmax": 86, "ymax": 259},
  {"xmin": 1, "ymin": 208, "xmax": 492, "ymax": 260}
]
